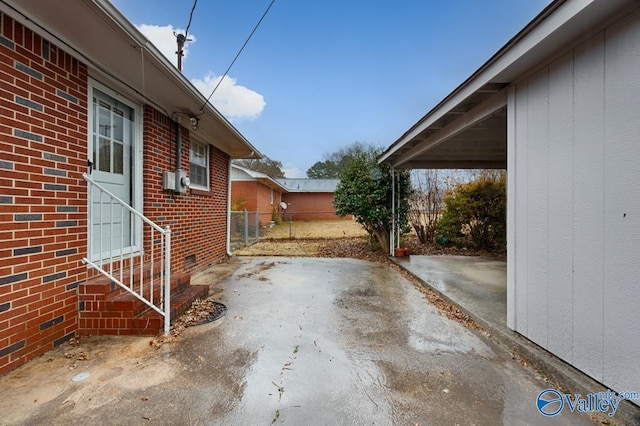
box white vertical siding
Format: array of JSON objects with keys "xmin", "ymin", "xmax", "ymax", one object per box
[
  {"xmin": 546, "ymin": 53, "xmax": 574, "ymax": 362},
  {"xmin": 525, "ymin": 67, "xmax": 550, "ymax": 348},
  {"xmin": 602, "ymin": 10, "xmax": 640, "ymax": 392},
  {"xmin": 510, "ymin": 10, "xmax": 640, "ymax": 392},
  {"xmin": 514, "ymin": 81, "xmax": 529, "ymax": 334},
  {"xmin": 506, "ymin": 87, "xmax": 517, "ymax": 331},
  {"xmin": 572, "ymin": 32, "xmax": 606, "ymax": 382}
]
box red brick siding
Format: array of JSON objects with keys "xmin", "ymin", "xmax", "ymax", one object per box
[
  {"xmin": 1, "ymin": 11, "xmax": 234, "ymax": 375},
  {"xmin": 231, "ymin": 181, "xmax": 282, "ymax": 225},
  {"xmin": 231, "ymin": 181, "xmax": 258, "ymax": 211},
  {"xmin": 273, "ymin": 191, "xmax": 283, "ymax": 220},
  {"xmin": 0, "ymin": 14, "xmax": 88, "ymax": 375},
  {"xmin": 282, "ymin": 193, "xmax": 347, "ymax": 220},
  {"xmin": 256, "ymin": 183, "xmax": 272, "ymax": 215},
  {"xmin": 142, "ymin": 107, "xmax": 230, "ymax": 273}
]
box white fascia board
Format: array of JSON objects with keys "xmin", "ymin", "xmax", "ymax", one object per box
[{"xmin": 389, "ymin": 88, "xmax": 508, "ymax": 168}]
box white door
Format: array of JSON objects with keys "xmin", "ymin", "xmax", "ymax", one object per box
[{"xmin": 89, "ymin": 88, "xmax": 138, "ymax": 259}]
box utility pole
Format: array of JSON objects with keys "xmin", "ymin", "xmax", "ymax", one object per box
[{"xmin": 174, "ymin": 32, "xmax": 191, "ymax": 72}]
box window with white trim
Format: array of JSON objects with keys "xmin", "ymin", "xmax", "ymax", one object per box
[{"xmin": 189, "ymin": 140, "xmax": 209, "ymax": 190}]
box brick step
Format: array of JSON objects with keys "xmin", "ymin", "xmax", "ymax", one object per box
[
  {"xmin": 96, "ymin": 272, "xmax": 189, "ymax": 318},
  {"xmin": 79, "ymin": 267, "xmax": 209, "ymax": 336},
  {"xmin": 81, "ymin": 262, "xmax": 166, "ymax": 300},
  {"xmin": 80, "ymin": 272, "xmax": 190, "ymax": 316},
  {"xmin": 131, "ymin": 284, "xmax": 210, "ymax": 335}
]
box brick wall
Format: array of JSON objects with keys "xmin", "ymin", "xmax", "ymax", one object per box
[
  {"xmin": 231, "ymin": 180, "xmax": 258, "ymax": 211},
  {"xmin": 231, "ymin": 180, "xmax": 283, "ymax": 225},
  {"xmin": 143, "ymin": 108, "xmax": 230, "ymax": 273},
  {"xmin": 0, "ymin": 11, "xmax": 234, "ymax": 375},
  {"xmin": 282, "ymin": 192, "xmax": 347, "ymax": 220},
  {"xmin": 0, "ymin": 14, "xmax": 88, "ymax": 375},
  {"xmin": 256, "ymin": 183, "xmax": 274, "ymax": 216}
]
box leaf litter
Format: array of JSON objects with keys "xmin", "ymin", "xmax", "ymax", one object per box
[{"xmin": 150, "ymin": 298, "xmax": 227, "ymax": 348}]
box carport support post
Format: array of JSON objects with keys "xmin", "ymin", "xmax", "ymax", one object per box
[{"xmin": 391, "ymin": 168, "xmax": 396, "ymax": 256}]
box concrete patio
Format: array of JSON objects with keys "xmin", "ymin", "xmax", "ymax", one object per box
[
  {"xmin": 0, "ymin": 256, "xmax": 597, "ymax": 425},
  {"xmin": 394, "ymin": 255, "xmax": 640, "ymax": 424}
]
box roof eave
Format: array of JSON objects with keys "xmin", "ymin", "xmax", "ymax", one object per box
[
  {"xmin": 3, "ymin": 0, "xmax": 262, "ymax": 159},
  {"xmin": 380, "ymin": 0, "xmax": 636, "ymax": 168}
]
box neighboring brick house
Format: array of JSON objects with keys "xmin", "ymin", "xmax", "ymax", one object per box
[
  {"xmin": 0, "ymin": 0, "xmax": 261, "ymax": 375},
  {"xmin": 230, "ymin": 164, "xmax": 287, "ymax": 225},
  {"xmin": 276, "ymin": 178, "xmax": 348, "ymax": 220}
]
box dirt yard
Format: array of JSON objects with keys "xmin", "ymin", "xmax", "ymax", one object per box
[
  {"xmin": 234, "ymin": 220, "xmax": 368, "ymax": 256},
  {"xmin": 234, "ymin": 219, "xmax": 506, "ymax": 260},
  {"xmin": 262, "ymin": 219, "xmax": 367, "ymax": 239}
]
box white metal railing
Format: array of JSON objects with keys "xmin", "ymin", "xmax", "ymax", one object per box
[{"xmin": 82, "ymin": 173, "xmax": 171, "ymax": 335}]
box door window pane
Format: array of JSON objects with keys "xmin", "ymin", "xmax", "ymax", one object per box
[
  {"xmin": 113, "ymin": 142, "xmax": 124, "ymax": 174},
  {"xmin": 92, "ymin": 92, "xmax": 134, "ymax": 177},
  {"xmin": 99, "ymin": 137, "xmax": 110, "ymax": 172},
  {"xmin": 113, "ymin": 108, "xmax": 124, "ymax": 142}
]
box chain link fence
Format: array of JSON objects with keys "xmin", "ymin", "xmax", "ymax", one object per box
[
  {"xmin": 229, "ymin": 211, "xmax": 263, "ymax": 250},
  {"xmin": 230, "ymin": 211, "xmax": 361, "ymax": 249}
]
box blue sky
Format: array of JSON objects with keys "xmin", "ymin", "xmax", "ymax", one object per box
[{"xmin": 111, "ymin": 0, "xmax": 551, "ymax": 177}]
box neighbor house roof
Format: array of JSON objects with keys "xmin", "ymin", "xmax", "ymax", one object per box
[
  {"xmin": 379, "ymin": 0, "xmax": 636, "ymax": 169},
  {"xmin": 231, "ymin": 164, "xmax": 289, "ymax": 192},
  {"xmin": 276, "ymin": 179, "xmax": 339, "ymax": 193},
  {"xmin": 2, "ymin": 0, "xmax": 262, "ymax": 159}
]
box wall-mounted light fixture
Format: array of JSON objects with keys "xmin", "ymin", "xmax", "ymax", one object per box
[{"xmin": 189, "ymin": 116, "xmax": 199, "ymax": 130}]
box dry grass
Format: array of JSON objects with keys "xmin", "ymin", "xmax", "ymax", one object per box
[
  {"xmin": 261, "ymin": 219, "xmax": 367, "ymax": 240},
  {"xmin": 233, "ymin": 219, "xmax": 368, "ymax": 256},
  {"xmin": 235, "ymin": 240, "xmax": 325, "ymax": 257}
]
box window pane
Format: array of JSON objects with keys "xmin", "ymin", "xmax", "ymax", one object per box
[
  {"xmin": 113, "ymin": 142, "xmax": 124, "ymax": 174},
  {"xmin": 92, "ymin": 98, "xmax": 97, "ymax": 133},
  {"xmin": 190, "ymin": 144, "xmax": 206, "ymax": 166},
  {"xmin": 190, "ymin": 164, "xmax": 206, "ymax": 187},
  {"xmin": 98, "ymin": 101, "xmax": 111, "ymax": 137},
  {"xmin": 99, "ymin": 137, "xmax": 110, "ymax": 172},
  {"xmin": 190, "ymin": 141, "xmax": 208, "ymax": 188},
  {"xmin": 92, "ymin": 135, "xmax": 97, "ymax": 170},
  {"xmin": 113, "ymin": 108, "xmax": 124, "ymax": 142}
]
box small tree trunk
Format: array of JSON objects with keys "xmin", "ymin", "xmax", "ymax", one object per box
[{"xmin": 372, "ymin": 228, "xmax": 390, "ymax": 255}]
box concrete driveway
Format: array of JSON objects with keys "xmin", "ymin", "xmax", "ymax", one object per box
[{"xmin": 0, "ymin": 257, "xmax": 590, "ymax": 425}]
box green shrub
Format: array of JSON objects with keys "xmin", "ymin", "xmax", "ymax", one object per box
[
  {"xmin": 437, "ymin": 175, "xmax": 506, "ymax": 251},
  {"xmin": 334, "ymin": 150, "xmax": 411, "ymax": 254}
]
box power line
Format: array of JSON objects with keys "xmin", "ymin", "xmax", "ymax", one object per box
[
  {"xmin": 199, "ymin": 0, "xmax": 276, "ymax": 112},
  {"xmin": 175, "ymin": 0, "xmax": 198, "ymax": 71},
  {"xmin": 184, "ymin": 0, "xmax": 198, "ymax": 38}
]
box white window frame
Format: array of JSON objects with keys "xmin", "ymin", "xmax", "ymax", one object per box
[{"xmin": 190, "ymin": 139, "xmax": 209, "ymax": 190}]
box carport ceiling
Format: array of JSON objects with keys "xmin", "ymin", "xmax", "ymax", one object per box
[{"xmin": 383, "ymin": 83, "xmax": 508, "ymax": 170}]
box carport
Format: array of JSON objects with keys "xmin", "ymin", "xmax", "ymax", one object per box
[{"xmin": 379, "ymin": 0, "xmax": 640, "ymax": 399}]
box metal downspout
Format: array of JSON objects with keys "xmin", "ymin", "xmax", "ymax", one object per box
[{"xmin": 226, "ymin": 159, "xmax": 234, "ymax": 256}]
